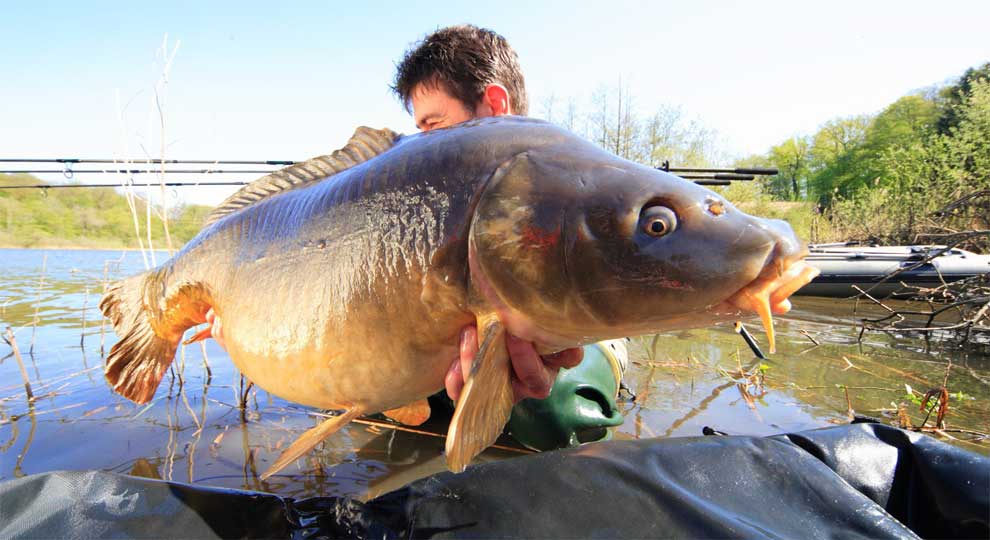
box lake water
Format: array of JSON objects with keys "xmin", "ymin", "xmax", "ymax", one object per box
[{"xmin": 1, "ymin": 248, "xmax": 987, "ymax": 499}]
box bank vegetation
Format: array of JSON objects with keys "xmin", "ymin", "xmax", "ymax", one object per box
[{"xmin": 0, "ymin": 174, "xmax": 211, "ymax": 249}]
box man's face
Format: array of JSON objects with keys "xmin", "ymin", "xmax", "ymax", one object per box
[{"xmin": 410, "ymin": 82, "xmax": 483, "ymax": 132}]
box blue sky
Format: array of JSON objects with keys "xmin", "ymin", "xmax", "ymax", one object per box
[{"xmin": 2, "ymin": 0, "xmax": 988, "ymax": 205}]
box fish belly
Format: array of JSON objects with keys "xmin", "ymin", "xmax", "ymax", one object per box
[{"xmin": 209, "ymin": 249, "xmax": 469, "ymax": 413}]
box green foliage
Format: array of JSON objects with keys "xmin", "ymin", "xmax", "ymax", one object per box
[
  {"xmin": 767, "ymin": 137, "xmax": 810, "ymax": 200},
  {"xmin": 746, "ymin": 64, "xmax": 990, "ymax": 249},
  {"xmin": 0, "ymin": 174, "xmax": 213, "ymax": 249},
  {"xmin": 806, "ymin": 115, "xmax": 871, "ymax": 203},
  {"xmin": 947, "ymin": 76, "xmax": 990, "ymax": 185},
  {"xmin": 936, "ymin": 62, "xmax": 990, "ymax": 135}
]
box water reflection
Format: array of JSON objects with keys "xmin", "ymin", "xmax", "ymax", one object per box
[{"xmin": 0, "ymin": 248, "xmax": 987, "ymax": 500}]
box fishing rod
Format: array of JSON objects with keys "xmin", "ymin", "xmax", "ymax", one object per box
[
  {"xmin": 0, "ymin": 157, "xmax": 294, "ymax": 177},
  {"xmin": 679, "ymin": 173, "xmax": 755, "ymax": 181},
  {"xmin": 0, "ymin": 178, "xmax": 746, "ymax": 189},
  {"xmin": 0, "ymin": 178, "xmax": 740, "ymax": 189},
  {"xmin": 0, "ymin": 157, "xmax": 775, "ymax": 189},
  {"xmin": 1, "ymin": 158, "xmax": 782, "ymax": 177},
  {"xmin": 657, "ymin": 159, "xmax": 779, "ymax": 177},
  {"xmin": 2, "ymin": 169, "xmax": 285, "ymax": 175},
  {"xmin": 0, "ymin": 158, "xmax": 295, "ymax": 165},
  {"xmin": 0, "ymin": 181, "xmax": 255, "ymax": 189},
  {"xmin": 0, "ymin": 168, "xmax": 759, "ymax": 180}
]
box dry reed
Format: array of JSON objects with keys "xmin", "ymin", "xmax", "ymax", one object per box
[
  {"xmin": 29, "ymin": 254, "xmax": 46, "ymax": 354},
  {"xmin": 2, "ymin": 327, "xmax": 33, "ymax": 400}
]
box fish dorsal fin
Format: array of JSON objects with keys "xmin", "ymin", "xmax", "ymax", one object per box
[{"xmin": 204, "ymin": 126, "xmax": 401, "ymax": 226}]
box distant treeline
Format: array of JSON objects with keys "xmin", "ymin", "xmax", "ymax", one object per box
[
  {"xmin": 742, "ymin": 63, "xmax": 989, "ymax": 249},
  {"xmin": 0, "ymin": 174, "xmax": 213, "ymax": 249}
]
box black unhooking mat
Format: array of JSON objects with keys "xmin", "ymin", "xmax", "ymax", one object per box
[{"xmin": 1, "ymin": 423, "xmax": 986, "ymax": 539}]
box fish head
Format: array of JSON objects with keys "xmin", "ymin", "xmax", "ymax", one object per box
[{"xmin": 469, "ymin": 140, "xmax": 818, "ymax": 350}]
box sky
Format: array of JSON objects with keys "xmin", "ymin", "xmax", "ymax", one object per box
[{"xmin": 2, "ymin": 0, "xmax": 988, "ymax": 206}]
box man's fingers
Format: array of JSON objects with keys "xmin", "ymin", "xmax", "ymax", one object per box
[
  {"xmin": 511, "ymin": 377, "xmax": 540, "ymax": 403},
  {"xmin": 212, "ymin": 315, "xmax": 224, "ymax": 343},
  {"xmin": 459, "ymin": 326, "xmax": 477, "ymax": 384},
  {"xmin": 543, "ymin": 347, "xmax": 583, "ymax": 370},
  {"xmin": 446, "ymin": 326, "xmax": 478, "ymax": 402},
  {"xmin": 445, "ymin": 357, "xmax": 464, "ymax": 402},
  {"xmin": 204, "ymin": 308, "xmax": 226, "ymax": 349},
  {"xmin": 506, "ymin": 334, "xmax": 552, "ymax": 400},
  {"xmin": 453, "ymin": 327, "xmax": 575, "ymax": 404}
]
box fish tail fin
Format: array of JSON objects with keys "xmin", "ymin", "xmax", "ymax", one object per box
[
  {"xmin": 99, "ymin": 269, "xmax": 210, "ymax": 404},
  {"xmin": 260, "ymin": 407, "xmax": 364, "ymax": 480},
  {"xmin": 445, "ymin": 314, "xmax": 514, "ymax": 473}
]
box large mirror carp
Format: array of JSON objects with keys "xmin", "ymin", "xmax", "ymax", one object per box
[{"xmin": 100, "ymin": 116, "xmax": 818, "ymax": 478}]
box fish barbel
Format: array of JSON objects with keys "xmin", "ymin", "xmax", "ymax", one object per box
[{"xmin": 99, "ymin": 116, "xmax": 818, "ymax": 478}]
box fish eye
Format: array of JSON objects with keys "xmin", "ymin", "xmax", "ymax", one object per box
[{"xmin": 640, "ymin": 206, "xmax": 677, "ymax": 238}]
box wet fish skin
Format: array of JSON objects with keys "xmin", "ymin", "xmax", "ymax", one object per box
[
  {"xmin": 99, "ymin": 116, "xmax": 815, "ymax": 475},
  {"xmin": 467, "ymin": 143, "xmax": 806, "ymax": 350}
]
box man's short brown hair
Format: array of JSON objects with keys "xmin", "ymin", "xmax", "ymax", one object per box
[{"xmin": 392, "ymin": 24, "xmax": 529, "ymax": 116}]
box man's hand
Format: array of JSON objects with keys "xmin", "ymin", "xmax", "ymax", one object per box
[{"xmin": 444, "ymin": 325, "xmax": 583, "ymax": 404}]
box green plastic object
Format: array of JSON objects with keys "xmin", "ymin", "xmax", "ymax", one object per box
[{"xmin": 507, "ymin": 340, "xmax": 627, "ymax": 451}]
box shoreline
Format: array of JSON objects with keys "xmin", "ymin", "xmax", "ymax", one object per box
[{"xmin": 0, "ymin": 245, "xmax": 171, "ymax": 252}]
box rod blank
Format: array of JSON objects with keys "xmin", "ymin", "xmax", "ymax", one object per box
[{"xmin": 0, "ymin": 158, "xmax": 295, "ymax": 165}]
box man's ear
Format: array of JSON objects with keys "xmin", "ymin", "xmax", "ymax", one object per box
[{"xmin": 480, "ymin": 84, "xmax": 512, "ymax": 116}]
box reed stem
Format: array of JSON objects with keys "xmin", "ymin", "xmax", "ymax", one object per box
[
  {"xmin": 3, "ymin": 328, "xmax": 34, "ymax": 401},
  {"xmin": 29, "ymin": 254, "xmax": 47, "ymax": 354}
]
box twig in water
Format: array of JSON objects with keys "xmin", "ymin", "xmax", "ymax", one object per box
[
  {"xmin": 840, "ymin": 356, "xmax": 877, "ymax": 377},
  {"xmin": 799, "ymin": 329, "xmax": 820, "ymax": 346},
  {"xmin": 13, "ymin": 406, "xmax": 37, "ymax": 478},
  {"xmin": 29, "ymin": 254, "xmax": 47, "ymax": 354},
  {"xmin": 842, "ymin": 385, "xmax": 855, "ymax": 421},
  {"xmin": 919, "ymin": 359, "xmax": 954, "ymax": 430},
  {"xmin": 80, "ymin": 286, "xmax": 89, "ymax": 349},
  {"xmin": 178, "ymin": 346, "xmax": 202, "ymax": 433},
  {"xmin": 236, "ymin": 373, "xmax": 254, "ymax": 422},
  {"xmin": 306, "ymin": 410, "xmax": 534, "ymax": 455},
  {"xmin": 199, "ymin": 340, "xmax": 212, "ymax": 384},
  {"xmin": 3, "ymin": 328, "xmax": 34, "ymax": 401}
]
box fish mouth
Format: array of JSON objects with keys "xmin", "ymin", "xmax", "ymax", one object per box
[{"xmin": 723, "ymin": 246, "xmax": 820, "ymax": 353}]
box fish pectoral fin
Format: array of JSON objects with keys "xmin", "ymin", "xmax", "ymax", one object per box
[
  {"xmin": 182, "ymin": 326, "xmax": 212, "ymax": 345},
  {"xmin": 260, "ymin": 407, "xmax": 364, "ymax": 480},
  {"xmin": 383, "ymin": 399, "xmax": 432, "ymax": 426},
  {"xmin": 445, "ymin": 315, "xmax": 514, "ymax": 473}
]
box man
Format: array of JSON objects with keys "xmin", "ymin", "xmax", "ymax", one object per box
[
  {"xmin": 207, "ymin": 24, "xmax": 585, "ymax": 407},
  {"xmin": 391, "ymin": 24, "xmax": 584, "ymax": 404}
]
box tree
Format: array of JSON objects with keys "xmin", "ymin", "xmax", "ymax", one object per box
[
  {"xmin": 807, "ymin": 116, "xmax": 871, "ymax": 203},
  {"xmin": 936, "ymin": 62, "xmax": 990, "ymax": 135},
  {"xmin": 946, "ymin": 78, "xmax": 990, "ymax": 186},
  {"xmin": 768, "ymin": 137, "xmax": 810, "ymax": 200},
  {"xmin": 638, "ymin": 105, "xmax": 719, "ymax": 168}
]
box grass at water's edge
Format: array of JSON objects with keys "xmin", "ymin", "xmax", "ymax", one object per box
[
  {"xmin": 0, "ymin": 239, "xmax": 156, "ymax": 251},
  {"xmin": 0, "ymin": 230, "xmax": 191, "ymax": 251}
]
